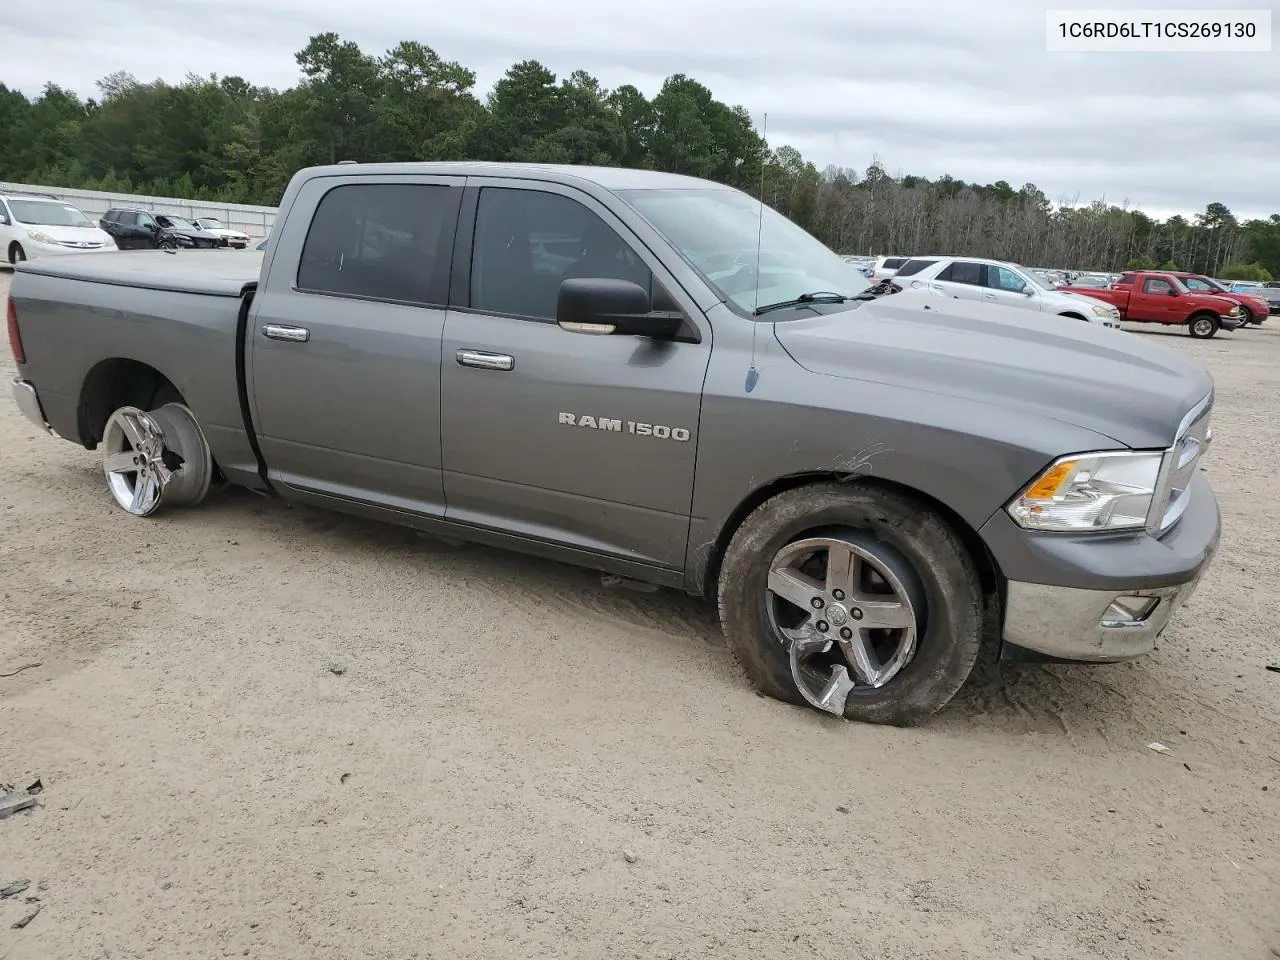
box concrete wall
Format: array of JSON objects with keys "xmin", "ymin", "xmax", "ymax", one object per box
[{"xmin": 0, "ymin": 181, "xmax": 277, "ymax": 239}]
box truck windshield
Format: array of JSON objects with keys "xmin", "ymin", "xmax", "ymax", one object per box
[
  {"xmin": 8, "ymin": 200, "xmax": 94, "ymax": 227},
  {"xmin": 616, "ymin": 187, "xmax": 870, "ymax": 315}
]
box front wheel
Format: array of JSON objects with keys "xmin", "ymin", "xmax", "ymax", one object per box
[
  {"xmin": 1238, "ymin": 306, "xmax": 1254, "ymax": 326},
  {"xmin": 1188, "ymin": 314, "xmax": 1219, "ymax": 339},
  {"xmin": 8, "ymin": 242, "xmax": 26, "ymax": 264},
  {"xmin": 717, "ymin": 483, "xmax": 984, "ymax": 726}
]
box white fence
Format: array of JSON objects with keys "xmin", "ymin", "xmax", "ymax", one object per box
[{"xmin": 0, "ymin": 181, "xmax": 277, "ymax": 239}]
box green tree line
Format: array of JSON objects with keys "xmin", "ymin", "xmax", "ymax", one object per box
[{"xmin": 1, "ymin": 32, "xmax": 1276, "ymax": 280}]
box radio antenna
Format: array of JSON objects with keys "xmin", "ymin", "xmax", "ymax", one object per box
[{"xmin": 745, "ymin": 112, "xmax": 767, "ymax": 394}]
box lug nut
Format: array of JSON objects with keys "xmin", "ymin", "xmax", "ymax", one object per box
[
  {"xmin": 840, "ymin": 627, "xmax": 853, "ymax": 640},
  {"xmin": 850, "ymin": 608, "xmax": 863, "ymax": 620},
  {"xmin": 815, "ymin": 620, "xmax": 829, "ymax": 633},
  {"xmin": 810, "ymin": 597, "xmax": 824, "ymax": 609},
  {"xmin": 832, "ymin": 589, "xmax": 845, "ymax": 601}
]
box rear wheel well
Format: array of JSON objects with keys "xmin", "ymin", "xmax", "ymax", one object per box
[
  {"xmin": 77, "ymin": 359, "xmax": 184, "ymax": 450},
  {"xmin": 702, "ymin": 473, "xmax": 1003, "ymax": 607}
]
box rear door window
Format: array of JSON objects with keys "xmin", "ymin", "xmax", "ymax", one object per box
[
  {"xmin": 937, "ymin": 261, "xmax": 984, "ymax": 286},
  {"xmin": 296, "ymin": 183, "xmax": 459, "ymax": 306},
  {"xmin": 893, "ymin": 258, "xmax": 937, "ymax": 278}
]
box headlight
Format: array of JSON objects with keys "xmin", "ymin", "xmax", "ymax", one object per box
[
  {"xmin": 1007, "ymin": 450, "xmax": 1164, "ymax": 532},
  {"xmin": 1090, "ymin": 304, "xmax": 1118, "ymax": 319},
  {"xmin": 27, "ymin": 230, "xmax": 58, "ymax": 245}
]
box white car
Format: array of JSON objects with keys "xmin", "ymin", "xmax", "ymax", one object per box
[
  {"xmin": 869, "ymin": 255, "xmax": 910, "ymax": 280},
  {"xmin": 1, "ymin": 193, "xmax": 117, "ymax": 264},
  {"xmin": 890, "ymin": 256, "xmax": 1123, "ymax": 328},
  {"xmin": 192, "ymin": 218, "xmax": 251, "ymax": 249}
]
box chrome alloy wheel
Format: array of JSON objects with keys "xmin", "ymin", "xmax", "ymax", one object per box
[
  {"xmin": 766, "ymin": 531, "xmax": 924, "ymax": 716},
  {"xmin": 101, "ymin": 404, "xmax": 212, "ymax": 517}
]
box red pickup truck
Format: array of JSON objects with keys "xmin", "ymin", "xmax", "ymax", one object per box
[
  {"xmin": 1060, "ymin": 271, "xmax": 1243, "ymax": 338},
  {"xmin": 1118, "ymin": 272, "xmax": 1270, "ymax": 326}
]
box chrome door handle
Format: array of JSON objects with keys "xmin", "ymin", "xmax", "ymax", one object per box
[
  {"xmin": 456, "ymin": 349, "xmax": 514, "ymax": 371},
  {"xmin": 263, "ymin": 323, "xmax": 310, "ymax": 343},
  {"xmin": 983, "ymin": 294, "xmax": 998, "ymax": 301}
]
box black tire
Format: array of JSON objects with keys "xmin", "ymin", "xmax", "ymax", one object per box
[
  {"xmin": 8, "ymin": 242, "xmax": 26, "ymax": 264},
  {"xmin": 1238, "ymin": 306, "xmax": 1253, "ymax": 326},
  {"xmin": 717, "ymin": 482, "xmax": 984, "ymax": 726},
  {"xmin": 1188, "ymin": 313, "xmax": 1219, "ymax": 339}
]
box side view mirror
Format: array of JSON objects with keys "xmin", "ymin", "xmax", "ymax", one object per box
[
  {"xmin": 0, "ymin": 214, "xmax": 9, "ymax": 226},
  {"xmin": 1021, "ymin": 286, "xmax": 1035, "ymax": 296},
  {"xmin": 556, "ymin": 278, "xmax": 682, "ymax": 339},
  {"xmin": 1167, "ymin": 288, "xmax": 1179, "ymax": 297}
]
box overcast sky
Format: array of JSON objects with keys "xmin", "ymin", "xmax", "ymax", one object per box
[{"xmin": 2, "ymin": 0, "xmax": 1276, "ymax": 220}]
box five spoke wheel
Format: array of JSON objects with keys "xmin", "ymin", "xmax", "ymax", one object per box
[{"xmin": 766, "ymin": 531, "xmax": 923, "ymax": 716}]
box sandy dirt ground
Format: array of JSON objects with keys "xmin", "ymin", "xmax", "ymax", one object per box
[{"xmin": 0, "ymin": 267, "xmax": 1277, "ymax": 959}]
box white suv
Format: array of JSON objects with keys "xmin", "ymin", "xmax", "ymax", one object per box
[
  {"xmin": 869, "ymin": 255, "xmax": 910, "ymax": 280},
  {"xmin": 890, "ymin": 256, "xmax": 1122, "ymax": 328},
  {"xmin": 1, "ymin": 193, "xmax": 117, "ymax": 264}
]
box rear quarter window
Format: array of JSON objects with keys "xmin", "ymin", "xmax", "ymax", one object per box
[{"xmin": 882, "ymin": 257, "xmax": 906, "ymax": 269}]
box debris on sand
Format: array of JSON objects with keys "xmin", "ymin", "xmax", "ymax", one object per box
[{"xmin": 0, "ymin": 781, "xmax": 42, "ymax": 820}]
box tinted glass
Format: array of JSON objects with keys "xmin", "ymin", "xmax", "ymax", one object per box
[
  {"xmin": 882, "ymin": 257, "xmax": 906, "ymax": 269},
  {"xmin": 1183, "ymin": 277, "xmax": 1214, "ymax": 291},
  {"xmin": 938, "ymin": 261, "xmax": 983, "ymax": 285},
  {"xmin": 297, "ymin": 183, "xmax": 456, "ymax": 305},
  {"xmin": 894, "ymin": 258, "xmax": 937, "ymax": 277},
  {"xmin": 1144, "ymin": 277, "xmax": 1173, "ymax": 295},
  {"xmin": 471, "ymin": 187, "xmax": 652, "ymax": 321},
  {"xmin": 1117, "ymin": 273, "xmax": 1136, "ymax": 286}
]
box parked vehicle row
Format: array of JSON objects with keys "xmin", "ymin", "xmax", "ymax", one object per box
[{"xmin": 8, "ymin": 161, "xmax": 1221, "ymax": 726}]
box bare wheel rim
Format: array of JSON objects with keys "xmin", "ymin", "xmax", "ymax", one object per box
[
  {"xmin": 765, "ymin": 530, "xmax": 925, "ymax": 716},
  {"xmin": 101, "ymin": 404, "xmax": 212, "ymax": 516},
  {"xmin": 1192, "ymin": 317, "xmax": 1214, "ymax": 336},
  {"xmin": 102, "ymin": 407, "xmax": 169, "ymax": 516}
]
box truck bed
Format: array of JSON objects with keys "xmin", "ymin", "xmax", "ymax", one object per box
[
  {"xmin": 9, "ymin": 249, "xmax": 264, "ymax": 487},
  {"xmin": 16, "ymin": 249, "xmax": 261, "ymax": 298}
]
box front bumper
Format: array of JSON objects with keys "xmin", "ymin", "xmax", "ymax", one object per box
[
  {"xmin": 12, "ymin": 378, "xmax": 55, "ymax": 434},
  {"xmin": 985, "ymin": 472, "xmax": 1220, "ymax": 662},
  {"xmin": 25, "ymin": 242, "xmax": 116, "ymax": 259}
]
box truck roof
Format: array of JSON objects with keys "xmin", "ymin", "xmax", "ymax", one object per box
[{"xmin": 296, "ymin": 161, "xmax": 729, "ymax": 193}]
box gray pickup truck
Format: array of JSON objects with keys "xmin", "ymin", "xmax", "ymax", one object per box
[{"xmin": 7, "ymin": 162, "xmax": 1221, "ymax": 725}]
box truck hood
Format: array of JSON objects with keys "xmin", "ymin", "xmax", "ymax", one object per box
[{"xmin": 772, "ymin": 296, "xmax": 1213, "ymax": 450}]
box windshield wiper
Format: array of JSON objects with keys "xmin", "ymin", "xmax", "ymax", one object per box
[{"xmin": 753, "ymin": 291, "xmax": 856, "ymax": 316}]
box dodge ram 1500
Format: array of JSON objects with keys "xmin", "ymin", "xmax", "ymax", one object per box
[{"xmin": 7, "ymin": 162, "xmax": 1222, "ymax": 725}]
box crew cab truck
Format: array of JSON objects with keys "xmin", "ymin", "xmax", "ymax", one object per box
[
  {"xmin": 7, "ymin": 162, "xmax": 1221, "ymax": 726},
  {"xmin": 1061, "ymin": 270, "xmax": 1242, "ymax": 338}
]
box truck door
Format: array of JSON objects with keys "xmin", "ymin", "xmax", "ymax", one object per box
[
  {"xmin": 1134, "ymin": 275, "xmax": 1181, "ymax": 324},
  {"xmin": 438, "ymin": 180, "xmax": 711, "ymax": 570},
  {"xmin": 246, "ymin": 174, "xmax": 464, "ymax": 516}
]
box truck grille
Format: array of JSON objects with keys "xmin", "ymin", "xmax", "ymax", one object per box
[{"xmin": 1148, "ymin": 392, "xmax": 1212, "ymax": 534}]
